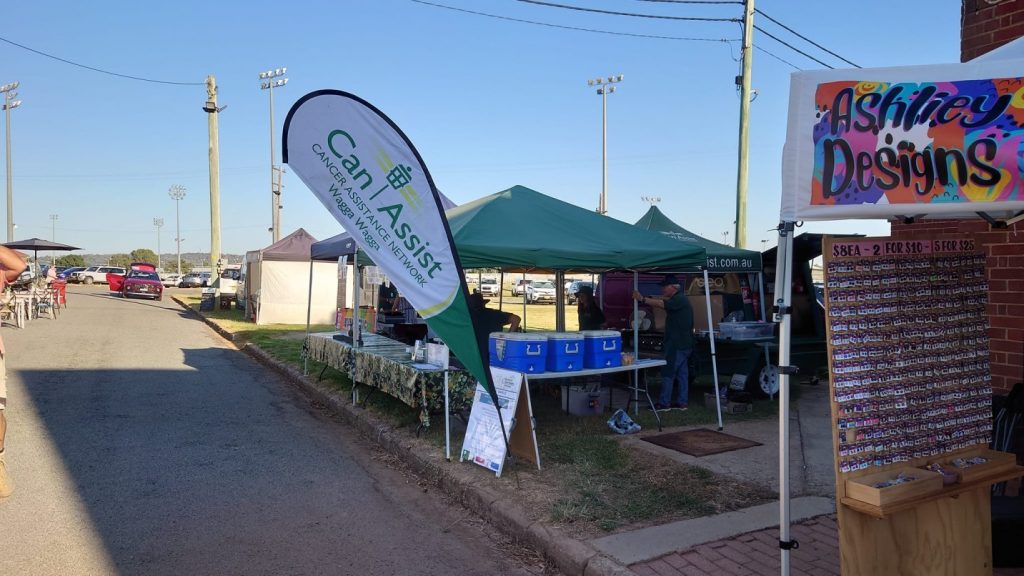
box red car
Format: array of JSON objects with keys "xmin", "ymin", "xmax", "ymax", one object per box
[{"xmin": 108, "ymin": 263, "xmax": 164, "ymax": 301}]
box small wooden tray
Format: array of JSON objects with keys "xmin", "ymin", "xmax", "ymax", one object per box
[
  {"xmin": 940, "ymin": 448, "xmax": 1018, "ymax": 483},
  {"xmin": 846, "ymin": 467, "xmax": 943, "ymax": 507}
]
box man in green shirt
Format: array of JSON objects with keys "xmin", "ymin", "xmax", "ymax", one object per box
[{"xmin": 633, "ymin": 274, "xmax": 694, "ymax": 411}]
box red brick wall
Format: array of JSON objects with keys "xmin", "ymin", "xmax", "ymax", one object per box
[
  {"xmin": 961, "ymin": 0, "xmax": 1024, "ymax": 61},
  {"xmin": 890, "ymin": 220, "xmax": 1024, "ymax": 393}
]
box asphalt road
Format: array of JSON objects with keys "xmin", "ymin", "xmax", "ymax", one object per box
[{"xmin": 0, "ymin": 285, "xmax": 542, "ymax": 576}]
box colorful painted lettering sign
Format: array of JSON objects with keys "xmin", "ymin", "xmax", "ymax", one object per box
[
  {"xmin": 781, "ymin": 60, "xmax": 1024, "ymax": 220},
  {"xmin": 814, "ymin": 78, "xmax": 1023, "ymax": 207}
]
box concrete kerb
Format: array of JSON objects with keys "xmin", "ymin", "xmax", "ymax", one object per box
[{"xmin": 172, "ymin": 297, "xmax": 636, "ymax": 576}]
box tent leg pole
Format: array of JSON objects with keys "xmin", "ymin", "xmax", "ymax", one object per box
[
  {"xmin": 757, "ymin": 271, "xmax": 767, "ymax": 322},
  {"xmin": 632, "ymin": 271, "xmax": 640, "ymax": 417},
  {"xmin": 704, "ymin": 269, "xmax": 723, "ymax": 431},
  {"xmin": 352, "ymin": 252, "xmax": 360, "ymax": 405},
  {"xmin": 444, "ymin": 370, "xmax": 451, "ymax": 461},
  {"xmin": 304, "ymin": 259, "xmax": 314, "ymax": 376},
  {"xmin": 521, "ymin": 272, "xmax": 527, "ymax": 330},
  {"xmin": 775, "ymin": 222, "xmax": 796, "ymax": 576}
]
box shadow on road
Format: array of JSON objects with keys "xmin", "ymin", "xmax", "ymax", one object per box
[{"xmin": 13, "ymin": 354, "xmax": 363, "ymax": 574}]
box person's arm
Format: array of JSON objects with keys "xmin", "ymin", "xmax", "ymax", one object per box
[
  {"xmin": 0, "ymin": 246, "xmax": 27, "ymax": 283},
  {"xmin": 506, "ymin": 313, "xmax": 521, "ymax": 333},
  {"xmin": 633, "ymin": 290, "xmax": 665, "ymax": 309}
]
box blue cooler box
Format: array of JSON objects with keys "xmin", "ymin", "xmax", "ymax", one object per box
[
  {"xmin": 581, "ymin": 330, "xmax": 622, "ymax": 368},
  {"xmin": 488, "ymin": 332, "xmax": 548, "ymax": 373},
  {"xmin": 545, "ymin": 332, "xmax": 584, "ymax": 372}
]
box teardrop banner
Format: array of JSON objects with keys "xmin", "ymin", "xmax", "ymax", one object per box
[{"xmin": 282, "ymin": 90, "xmax": 501, "ymax": 427}]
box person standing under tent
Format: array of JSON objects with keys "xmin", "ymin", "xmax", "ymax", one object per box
[
  {"xmin": 0, "ymin": 246, "xmax": 28, "ymax": 498},
  {"xmin": 576, "ymin": 285, "xmax": 605, "ymax": 331},
  {"xmin": 633, "ymin": 274, "xmax": 693, "ymax": 411}
]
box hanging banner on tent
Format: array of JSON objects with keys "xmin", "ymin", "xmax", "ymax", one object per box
[
  {"xmin": 282, "ymin": 91, "xmax": 489, "ymax": 390},
  {"xmin": 781, "ymin": 59, "xmax": 1024, "ymax": 221}
]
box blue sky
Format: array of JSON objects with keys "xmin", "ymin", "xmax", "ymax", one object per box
[{"xmin": 1, "ymin": 0, "xmax": 961, "ymax": 258}]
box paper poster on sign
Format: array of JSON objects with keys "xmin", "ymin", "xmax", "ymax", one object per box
[
  {"xmin": 781, "ymin": 59, "xmax": 1024, "ymax": 221},
  {"xmin": 461, "ymin": 367, "xmax": 524, "ymax": 476}
]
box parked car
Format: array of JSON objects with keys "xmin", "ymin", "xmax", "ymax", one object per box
[
  {"xmin": 217, "ymin": 266, "xmax": 241, "ymax": 295},
  {"xmin": 71, "ymin": 266, "xmax": 127, "ymax": 284},
  {"xmin": 56, "ymin": 266, "xmax": 85, "ymax": 281},
  {"xmin": 178, "ymin": 272, "xmax": 211, "ymax": 288},
  {"xmin": 512, "ymin": 279, "xmax": 533, "ymax": 297},
  {"xmin": 108, "ymin": 264, "xmax": 163, "ymax": 300},
  {"xmin": 160, "ymin": 273, "xmax": 181, "ymax": 287},
  {"xmin": 525, "ymin": 280, "xmax": 557, "ymax": 304},
  {"xmin": 566, "ymin": 280, "xmax": 595, "ymax": 304},
  {"xmin": 478, "ymin": 277, "xmax": 500, "ymax": 297}
]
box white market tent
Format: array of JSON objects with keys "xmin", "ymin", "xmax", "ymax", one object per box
[
  {"xmin": 775, "ymin": 50, "xmax": 1024, "ymax": 575},
  {"xmin": 243, "ymin": 228, "xmax": 339, "ymax": 325}
]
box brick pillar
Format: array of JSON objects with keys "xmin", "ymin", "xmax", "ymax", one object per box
[{"xmin": 961, "ymin": 0, "xmax": 1024, "ymax": 62}]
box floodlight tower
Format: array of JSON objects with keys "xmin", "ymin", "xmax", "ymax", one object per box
[
  {"xmin": 259, "ymin": 67, "xmax": 288, "ymax": 243},
  {"xmin": 169, "ymin": 185, "xmax": 186, "ymax": 274},
  {"xmin": 587, "ymin": 74, "xmax": 623, "ymax": 215},
  {"xmin": 2, "ymin": 81, "xmax": 22, "ymax": 242},
  {"xmin": 154, "ymin": 218, "xmax": 164, "ymax": 270}
]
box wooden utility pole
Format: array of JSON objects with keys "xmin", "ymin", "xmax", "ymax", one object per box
[
  {"xmin": 734, "ymin": 0, "xmax": 755, "ymax": 249},
  {"xmin": 204, "ymin": 75, "xmax": 222, "ymax": 276}
]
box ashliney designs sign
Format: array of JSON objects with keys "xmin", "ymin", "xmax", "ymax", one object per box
[
  {"xmin": 781, "ymin": 60, "xmax": 1024, "ymax": 220},
  {"xmin": 282, "ymin": 91, "xmax": 488, "ymax": 387}
]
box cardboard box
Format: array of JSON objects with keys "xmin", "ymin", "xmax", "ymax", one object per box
[
  {"xmin": 704, "ymin": 392, "xmax": 753, "ymax": 414},
  {"xmin": 650, "ymin": 295, "xmax": 725, "ymax": 332},
  {"xmin": 846, "ymin": 467, "xmax": 943, "ymax": 507},
  {"xmin": 561, "ymin": 385, "xmax": 603, "ymax": 416},
  {"xmin": 689, "ymin": 295, "xmax": 725, "ymax": 332}
]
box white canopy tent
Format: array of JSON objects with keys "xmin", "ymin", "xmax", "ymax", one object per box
[
  {"xmin": 776, "ymin": 52, "xmax": 1024, "ymax": 574},
  {"xmin": 244, "ymin": 228, "xmax": 339, "ymax": 325}
]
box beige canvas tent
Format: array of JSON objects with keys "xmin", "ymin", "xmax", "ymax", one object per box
[{"xmin": 243, "ymin": 228, "xmax": 338, "ymax": 325}]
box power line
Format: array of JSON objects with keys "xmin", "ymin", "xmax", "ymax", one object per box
[
  {"xmin": 753, "ymin": 44, "xmax": 801, "ymax": 70},
  {"xmin": 411, "ymin": 0, "xmax": 737, "ymax": 41},
  {"xmin": 635, "ymin": 0, "xmax": 741, "ymax": 3},
  {"xmin": 515, "ymin": 0, "xmax": 741, "ymax": 22},
  {"xmin": 0, "ymin": 35, "xmax": 205, "ymax": 86},
  {"xmin": 753, "ymin": 25, "xmax": 833, "ymax": 69},
  {"xmin": 755, "ymin": 9, "xmax": 860, "ymax": 68}
]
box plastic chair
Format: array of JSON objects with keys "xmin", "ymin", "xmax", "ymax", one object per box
[{"xmin": 51, "ymin": 281, "xmax": 67, "ymax": 308}]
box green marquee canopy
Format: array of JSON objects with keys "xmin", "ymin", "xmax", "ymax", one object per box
[
  {"xmin": 634, "ymin": 206, "xmax": 762, "ymax": 273},
  {"xmin": 445, "ymin": 186, "xmax": 706, "ymax": 272}
]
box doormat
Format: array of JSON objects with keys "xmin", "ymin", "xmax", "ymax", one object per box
[{"xmin": 642, "ymin": 428, "xmax": 761, "ymax": 457}]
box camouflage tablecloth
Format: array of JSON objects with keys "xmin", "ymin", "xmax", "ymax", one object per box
[{"xmin": 304, "ymin": 332, "xmax": 477, "ymax": 427}]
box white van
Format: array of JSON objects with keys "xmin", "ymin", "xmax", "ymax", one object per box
[{"xmin": 217, "ymin": 265, "xmax": 242, "ymax": 296}]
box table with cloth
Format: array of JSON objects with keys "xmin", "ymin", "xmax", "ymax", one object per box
[{"xmin": 304, "ymin": 332, "xmax": 477, "ymax": 428}]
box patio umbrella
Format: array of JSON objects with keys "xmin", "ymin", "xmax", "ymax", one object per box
[{"xmin": 2, "ymin": 238, "xmax": 82, "ymax": 273}]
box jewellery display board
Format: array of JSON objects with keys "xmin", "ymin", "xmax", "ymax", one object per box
[
  {"xmin": 825, "ymin": 237, "xmax": 990, "ymax": 475},
  {"xmin": 823, "ymin": 236, "xmax": 1023, "ymax": 576}
]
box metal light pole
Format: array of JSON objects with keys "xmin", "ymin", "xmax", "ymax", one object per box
[
  {"xmin": 587, "ymin": 74, "xmax": 623, "ymax": 215},
  {"xmin": 722, "ymin": 230, "xmax": 730, "ymax": 245},
  {"xmin": 154, "ymin": 218, "xmax": 164, "ymax": 270},
  {"xmin": 259, "ymin": 67, "xmax": 288, "ymax": 243},
  {"xmin": 169, "ymin": 185, "xmax": 186, "ymax": 274},
  {"xmin": 49, "ymin": 214, "xmax": 58, "ymax": 265},
  {"xmin": 2, "ymin": 81, "xmax": 22, "ymax": 243}
]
